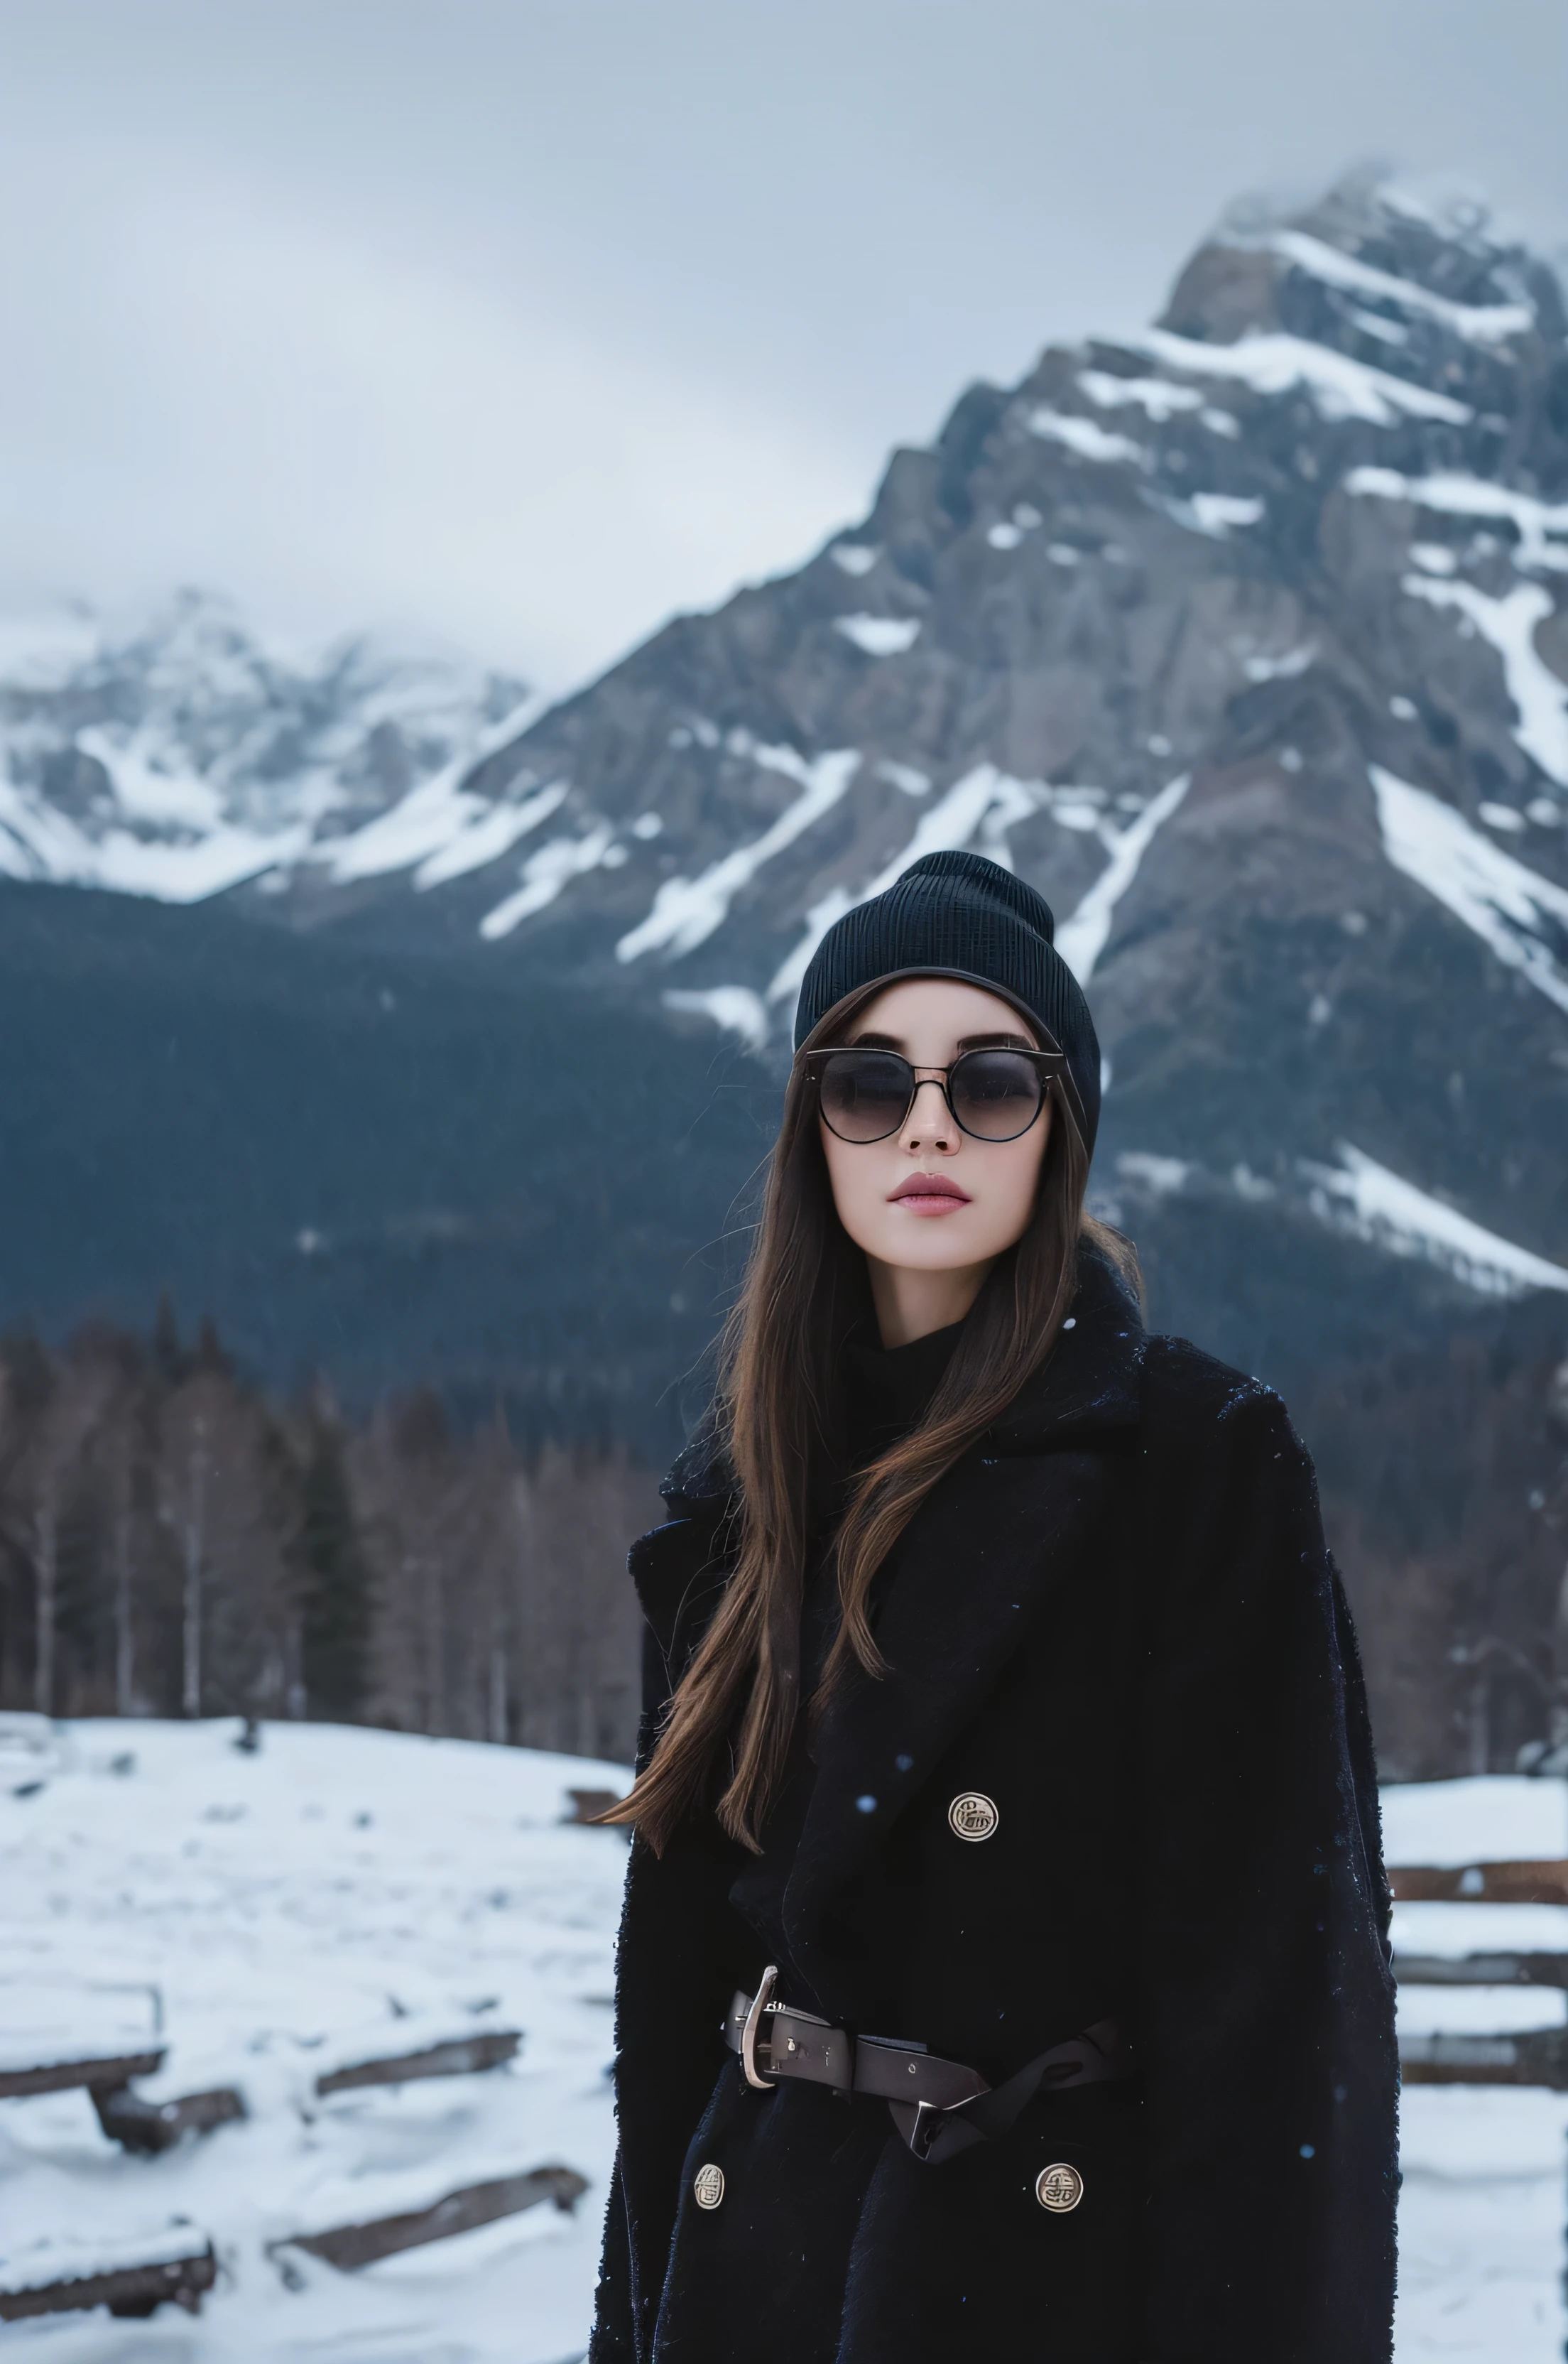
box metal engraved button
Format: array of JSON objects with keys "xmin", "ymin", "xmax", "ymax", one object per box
[
  {"xmin": 1035, "ymin": 2162, "xmax": 1084, "ymax": 2213},
  {"xmin": 693, "ymin": 2162, "xmax": 725, "ymax": 2209},
  {"xmin": 948, "ymin": 1791, "xmax": 999, "ymax": 1842}
]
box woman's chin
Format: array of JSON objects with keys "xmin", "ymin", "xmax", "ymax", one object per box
[{"xmin": 867, "ymin": 1229, "xmax": 996, "ymax": 1272}]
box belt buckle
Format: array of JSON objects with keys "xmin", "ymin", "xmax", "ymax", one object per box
[
  {"xmin": 740, "ymin": 1965, "xmax": 780, "ymax": 2091},
  {"xmin": 906, "ymin": 2098, "xmax": 952, "ymax": 2162}
]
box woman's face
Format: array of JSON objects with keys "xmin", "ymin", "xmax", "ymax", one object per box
[{"xmin": 817, "ymin": 977, "xmax": 1052, "ymax": 1294}]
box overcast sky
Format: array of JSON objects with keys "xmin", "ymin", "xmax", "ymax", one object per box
[{"xmin": 1, "ymin": 1, "xmax": 1564, "ymax": 689}]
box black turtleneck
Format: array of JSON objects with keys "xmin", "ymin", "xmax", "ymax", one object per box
[
  {"xmin": 729, "ymin": 1316, "xmax": 964, "ymax": 2009},
  {"xmin": 840, "ymin": 1318, "xmax": 966, "ymax": 1472}
]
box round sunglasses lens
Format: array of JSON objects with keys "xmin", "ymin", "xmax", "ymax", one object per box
[
  {"xmin": 950, "ymin": 1051, "xmax": 1043, "ymax": 1139},
  {"xmin": 818, "ymin": 1051, "xmax": 911, "ymax": 1141}
]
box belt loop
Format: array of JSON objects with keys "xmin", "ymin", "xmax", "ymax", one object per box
[{"xmin": 740, "ymin": 1966, "xmax": 779, "ymax": 2090}]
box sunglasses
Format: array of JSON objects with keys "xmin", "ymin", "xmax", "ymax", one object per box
[{"xmin": 802, "ymin": 1046, "xmax": 1065, "ymax": 1144}]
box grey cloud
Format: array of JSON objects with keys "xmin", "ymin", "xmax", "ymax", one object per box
[{"xmin": 1, "ymin": 0, "xmax": 1564, "ymax": 682}]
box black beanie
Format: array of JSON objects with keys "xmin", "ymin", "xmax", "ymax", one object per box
[{"xmin": 793, "ymin": 850, "xmax": 1101, "ymax": 1155}]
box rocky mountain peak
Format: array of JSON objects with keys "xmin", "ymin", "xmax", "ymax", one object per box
[
  {"xmin": 5, "ymin": 178, "xmax": 1567, "ymax": 1382},
  {"xmin": 298, "ymin": 170, "xmax": 1562, "ymax": 1373},
  {"xmin": 1171, "ymin": 174, "xmax": 1556, "ymax": 332}
]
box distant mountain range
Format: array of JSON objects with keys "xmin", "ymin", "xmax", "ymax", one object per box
[
  {"xmin": 0, "ymin": 592, "xmax": 537, "ymax": 904},
  {"xmin": 4, "ymin": 172, "xmax": 1567, "ymax": 1421},
  {"xmin": 6, "ymin": 178, "xmax": 1566, "ymax": 1399}
]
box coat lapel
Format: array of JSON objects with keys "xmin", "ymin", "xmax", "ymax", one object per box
[{"xmin": 783, "ymin": 1248, "xmax": 1145, "ymax": 1978}]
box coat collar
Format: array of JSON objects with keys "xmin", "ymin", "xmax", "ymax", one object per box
[
  {"xmin": 780, "ymin": 1244, "xmax": 1145, "ymax": 2007},
  {"xmin": 982, "ymin": 1237, "xmax": 1145, "ymax": 1454},
  {"xmin": 658, "ymin": 1240, "xmax": 1145, "ymax": 1509}
]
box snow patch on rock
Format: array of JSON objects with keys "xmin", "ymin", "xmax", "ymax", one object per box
[
  {"xmin": 1115, "ymin": 1151, "xmax": 1192, "ymax": 1196},
  {"xmin": 413, "ymin": 783, "xmax": 569, "ymax": 891},
  {"xmin": 1077, "ymin": 372, "xmax": 1204, "ymax": 421},
  {"xmin": 617, "ymin": 748, "xmax": 861, "ymax": 963},
  {"xmin": 1165, "ymin": 492, "xmax": 1265, "ymax": 539},
  {"xmin": 662, "ymin": 986, "xmax": 770, "ymax": 1051},
  {"xmin": 1371, "ymin": 764, "xmax": 1568, "ymax": 1013},
  {"xmin": 479, "ymin": 824, "xmax": 616, "ymax": 940},
  {"xmin": 1025, "ymin": 409, "xmax": 1148, "ymax": 466},
  {"xmin": 1268, "ymin": 229, "xmax": 1534, "ymax": 342},
  {"xmin": 1141, "ymin": 328, "xmax": 1472, "ymax": 428},
  {"xmin": 833, "ymin": 615, "xmax": 922, "ymax": 656},
  {"xmin": 1301, "ymin": 1142, "xmax": 1568, "ymax": 1298},
  {"xmin": 1347, "ymin": 467, "xmax": 1568, "ymax": 575},
  {"xmin": 1400, "ymin": 580, "xmax": 1568, "ymax": 786},
  {"xmin": 1055, "ymin": 774, "xmax": 1192, "ymax": 984}
]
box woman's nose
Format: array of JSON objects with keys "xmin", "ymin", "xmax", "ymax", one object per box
[{"xmin": 900, "ymin": 1077, "xmax": 956, "ymax": 1154}]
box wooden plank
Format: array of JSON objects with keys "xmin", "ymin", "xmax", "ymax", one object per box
[
  {"xmin": 315, "ymin": 2029, "xmax": 520, "ymax": 2096},
  {"xmin": 1399, "ymin": 2027, "xmax": 1568, "ymax": 2088},
  {"xmin": 0, "ymin": 2245, "xmax": 215, "ymax": 2322},
  {"xmin": 1388, "ymin": 1860, "xmax": 1568, "ymax": 1904},
  {"xmin": 90, "ymin": 2082, "xmax": 246, "ymax": 2154},
  {"xmin": 0, "ymin": 2049, "xmax": 164, "ymax": 2101},
  {"xmin": 565, "ymin": 1789, "xmax": 623, "ymax": 1825},
  {"xmin": 1395, "ymin": 1951, "xmax": 1568, "ymax": 1988},
  {"xmin": 278, "ymin": 2165, "xmax": 588, "ymax": 2272}
]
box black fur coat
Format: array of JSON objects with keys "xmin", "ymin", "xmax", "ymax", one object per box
[{"xmin": 590, "ymin": 1249, "xmax": 1398, "ymax": 2363}]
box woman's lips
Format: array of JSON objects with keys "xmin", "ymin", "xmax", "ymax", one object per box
[{"xmin": 888, "ymin": 1173, "xmax": 972, "ymax": 1216}]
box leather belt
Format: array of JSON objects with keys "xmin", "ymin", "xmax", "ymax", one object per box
[{"xmin": 723, "ymin": 1966, "xmax": 1132, "ymax": 2166}]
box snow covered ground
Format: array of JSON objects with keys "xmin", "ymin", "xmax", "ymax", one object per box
[
  {"xmin": 1, "ymin": 1729, "xmax": 1564, "ymax": 2358},
  {"xmin": 1384, "ymin": 1779, "xmax": 1568, "ymax": 2360},
  {"xmin": 0, "ymin": 1720, "xmax": 631, "ymax": 2363}
]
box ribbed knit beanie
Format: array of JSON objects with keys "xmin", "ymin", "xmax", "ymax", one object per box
[{"xmin": 793, "ymin": 850, "xmax": 1101, "ymax": 1154}]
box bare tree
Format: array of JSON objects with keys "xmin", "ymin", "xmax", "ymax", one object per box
[
  {"xmin": 112, "ymin": 1432, "xmax": 136, "ymax": 1717},
  {"xmin": 1, "ymin": 1316, "xmax": 658, "ymax": 1760},
  {"xmin": 0, "ymin": 1334, "xmax": 118, "ymax": 1715},
  {"xmin": 180, "ymin": 1412, "xmax": 207, "ymax": 1717}
]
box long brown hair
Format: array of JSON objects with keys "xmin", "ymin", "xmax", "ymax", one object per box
[{"xmin": 602, "ymin": 985, "xmax": 1138, "ymax": 1855}]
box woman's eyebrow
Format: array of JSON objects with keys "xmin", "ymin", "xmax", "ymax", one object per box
[{"xmin": 844, "ymin": 1029, "xmax": 1037, "ymax": 1052}]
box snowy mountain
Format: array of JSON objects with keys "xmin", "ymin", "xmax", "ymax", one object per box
[
  {"xmin": 4, "ymin": 170, "xmax": 1567, "ymax": 1397},
  {"xmin": 0, "ymin": 590, "xmax": 536, "ymax": 904},
  {"xmin": 223, "ymin": 171, "xmax": 1567, "ymax": 1370}
]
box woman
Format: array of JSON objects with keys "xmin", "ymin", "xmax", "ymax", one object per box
[{"xmin": 592, "ymin": 851, "xmax": 1398, "ymax": 2363}]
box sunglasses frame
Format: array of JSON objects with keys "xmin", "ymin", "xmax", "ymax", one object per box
[{"xmin": 802, "ymin": 1044, "xmax": 1067, "ymax": 1145}]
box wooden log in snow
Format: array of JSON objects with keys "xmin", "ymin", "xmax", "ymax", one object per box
[
  {"xmin": 1395, "ymin": 1951, "xmax": 1568, "ymax": 1988},
  {"xmin": 91, "ymin": 2082, "xmax": 246, "ymax": 2154},
  {"xmin": 0, "ymin": 2244, "xmax": 215, "ymax": 2322},
  {"xmin": 0, "ymin": 2049, "xmax": 164, "ymax": 2101},
  {"xmin": 1399, "ymin": 2027, "xmax": 1568, "ymax": 2088},
  {"xmin": 315, "ymin": 2029, "xmax": 521, "ymax": 2096},
  {"xmin": 278, "ymin": 2166, "xmax": 588, "ymax": 2271},
  {"xmin": 565, "ymin": 1788, "xmax": 624, "ymax": 1825},
  {"xmin": 1389, "ymin": 1859, "xmax": 1568, "ymax": 1905}
]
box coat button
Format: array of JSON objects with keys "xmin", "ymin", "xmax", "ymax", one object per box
[
  {"xmin": 693, "ymin": 2162, "xmax": 725, "ymax": 2209},
  {"xmin": 947, "ymin": 1791, "xmax": 999, "ymax": 1841},
  {"xmin": 1035, "ymin": 2162, "xmax": 1084, "ymax": 2213}
]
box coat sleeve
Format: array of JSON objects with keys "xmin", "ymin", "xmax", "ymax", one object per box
[
  {"xmin": 1133, "ymin": 1343, "xmax": 1398, "ymax": 2364},
  {"xmin": 588, "ymin": 2157, "xmax": 636, "ymax": 2361},
  {"xmin": 590, "ymin": 1507, "xmax": 753, "ymax": 2364}
]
